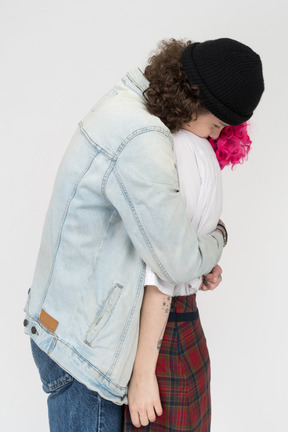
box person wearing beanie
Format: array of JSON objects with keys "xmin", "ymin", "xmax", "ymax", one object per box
[
  {"xmin": 123, "ymin": 38, "xmax": 264, "ymax": 431},
  {"xmin": 24, "ymin": 38, "xmax": 264, "ymax": 432},
  {"xmin": 181, "ymin": 38, "xmax": 264, "ymax": 126}
]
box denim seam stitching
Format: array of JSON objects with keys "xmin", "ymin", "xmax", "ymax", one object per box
[
  {"xmin": 125, "ymin": 70, "xmax": 150, "ymax": 95},
  {"xmin": 38, "ymin": 152, "xmax": 99, "ymax": 310},
  {"xmin": 112, "ymin": 166, "xmax": 174, "ymax": 283},
  {"xmin": 101, "ymin": 159, "xmax": 115, "ymax": 197},
  {"xmin": 115, "ymin": 127, "xmax": 171, "ymax": 158},
  {"xmin": 121, "ymin": 76, "xmax": 143, "ymax": 96},
  {"xmin": 26, "ymin": 313, "xmax": 126, "ymax": 391},
  {"xmin": 46, "ymin": 375, "xmax": 73, "ymax": 392},
  {"xmin": 84, "ymin": 283, "xmax": 124, "ymax": 347},
  {"xmin": 107, "ymin": 261, "xmax": 146, "ymax": 376},
  {"xmin": 79, "ymin": 121, "xmax": 117, "ymax": 161},
  {"xmin": 98, "ymin": 393, "xmax": 102, "ymax": 431},
  {"xmin": 101, "ymin": 127, "xmax": 172, "ymax": 198}
]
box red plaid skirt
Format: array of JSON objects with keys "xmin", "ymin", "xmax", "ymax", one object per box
[{"xmin": 123, "ymin": 294, "xmax": 211, "ymax": 432}]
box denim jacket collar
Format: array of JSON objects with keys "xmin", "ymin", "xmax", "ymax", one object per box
[{"xmin": 125, "ymin": 68, "xmax": 149, "ymax": 99}]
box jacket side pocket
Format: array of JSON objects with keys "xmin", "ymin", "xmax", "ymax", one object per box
[{"xmin": 84, "ymin": 283, "xmax": 124, "ymax": 347}]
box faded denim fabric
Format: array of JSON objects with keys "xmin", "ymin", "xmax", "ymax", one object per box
[
  {"xmin": 24, "ymin": 68, "xmax": 223, "ymax": 405},
  {"xmin": 30, "ymin": 339, "xmax": 123, "ymax": 431}
]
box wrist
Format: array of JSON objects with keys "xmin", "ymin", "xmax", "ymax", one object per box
[
  {"xmin": 132, "ymin": 364, "xmax": 157, "ymax": 378},
  {"xmin": 132, "ymin": 352, "xmax": 158, "ymax": 376}
]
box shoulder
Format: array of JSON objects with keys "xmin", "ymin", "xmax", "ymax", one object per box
[
  {"xmin": 173, "ymin": 129, "xmax": 209, "ymax": 150},
  {"xmin": 172, "ymin": 130, "xmax": 209, "ymax": 159},
  {"xmin": 173, "ymin": 129, "xmax": 218, "ymax": 161}
]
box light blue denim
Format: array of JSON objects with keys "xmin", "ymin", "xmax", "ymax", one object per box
[
  {"xmin": 30, "ymin": 339, "xmax": 123, "ymax": 432},
  {"xmin": 24, "ymin": 68, "xmax": 223, "ymax": 404}
]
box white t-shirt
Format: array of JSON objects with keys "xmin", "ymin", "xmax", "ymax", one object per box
[{"xmin": 144, "ymin": 129, "xmax": 223, "ymax": 296}]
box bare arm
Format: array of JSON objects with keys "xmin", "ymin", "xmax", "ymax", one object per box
[{"xmin": 127, "ymin": 285, "xmax": 172, "ymax": 428}]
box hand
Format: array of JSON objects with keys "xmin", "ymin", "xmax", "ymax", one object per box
[
  {"xmin": 199, "ymin": 264, "xmax": 223, "ymax": 291},
  {"xmin": 128, "ymin": 371, "xmax": 163, "ymax": 427}
]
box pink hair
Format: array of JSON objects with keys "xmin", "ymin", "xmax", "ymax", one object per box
[{"xmin": 208, "ymin": 122, "xmax": 252, "ymax": 170}]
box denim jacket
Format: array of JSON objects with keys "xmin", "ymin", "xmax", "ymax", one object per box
[{"xmin": 24, "ymin": 68, "xmax": 223, "ymax": 405}]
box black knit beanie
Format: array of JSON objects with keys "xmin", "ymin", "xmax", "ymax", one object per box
[{"xmin": 181, "ymin": 38, "xmax": 264, "ymax": 125}]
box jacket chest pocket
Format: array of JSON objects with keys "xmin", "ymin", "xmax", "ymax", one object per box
[{"xmin": 84, "ymin": 283, "xmax": 124, "ymax": 347}]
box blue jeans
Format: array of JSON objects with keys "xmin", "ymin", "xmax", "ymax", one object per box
[{"xmin": 30, "ymin": 339, "xmax": 123, "ymax": 431}]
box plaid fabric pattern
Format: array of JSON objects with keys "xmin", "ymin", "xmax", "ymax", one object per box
[{"xmin": 123, "ymin": 294, "xmax": 211, "ymax": 432}]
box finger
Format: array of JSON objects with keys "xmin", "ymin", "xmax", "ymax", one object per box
[
  {"xmin": 214, "ymin": 273, "xmax": 222, "ymax": 286},
  {"xmin": 203, "ymin": 284, "xmax": 215, "ymax": 291},
  {"xmin": 212, "ymin": 265, "xmax": 222, "ymax": 277},
  {"xmin": 205, "ymin": 276, "xmax": 218, "ymax": 284},
  {"xmin": 129, "ymin": 409, "xmax": 141, "ymax": 428},
  {"xmin": 204, "ymin": 272, "xmax": 217, "ymax": 284},
  {"xmin": 139, "ymin": 411, "xmax": 149, "ymax": 427},
  {"xmin": 154, "ymin": 400, "xmax": 163, "ymax": 417},
  {"xmin": 202, "ymin": 278, "xmax": 218, "ymax": 291},
  {"xmin": 206, "ymin": 276, "xmax": 222, "ymax": 290},
  {"xmin": 147, "ymin": 407, "xmax": 156, "ymax": 423},
  {"xmin": 205, "ymin": 271, "xmax": 222, "ymax": 285}
]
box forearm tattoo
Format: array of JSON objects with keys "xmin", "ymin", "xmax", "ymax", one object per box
[
  {"xmin": 157, "ymin": 296, "xmax": 171, "ymax": 351},
  {"xmin": 162, "ymin": 296, "xmax": 171, "ymax": 313}
]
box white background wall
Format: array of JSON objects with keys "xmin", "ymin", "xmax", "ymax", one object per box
[{"xmin": 1, "ymin": 0, "xmax": 287, "ymax": 431}]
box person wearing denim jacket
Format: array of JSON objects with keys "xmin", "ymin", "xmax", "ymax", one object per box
[{"xmin": 24, "ymin": 49, "xmax": 231, "ymax": 430}]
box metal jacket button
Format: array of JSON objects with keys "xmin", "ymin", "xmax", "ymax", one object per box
[
  {"xmin": 31, "ymin": 326, "xmax": 37, "ymax": 334},
  {"xmin": 23, "ymin": 319, "xmax": 29, "ymax": 327}
]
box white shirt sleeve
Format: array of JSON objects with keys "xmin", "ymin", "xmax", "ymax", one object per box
[{"xmin": 144, "ymin": 263, "xmax": 176, "ymax": 296}]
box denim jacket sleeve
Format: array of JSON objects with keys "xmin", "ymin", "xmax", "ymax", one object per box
[{"xmin": 105, "ymin": 128, "xmax": 223, "ymax": 285}]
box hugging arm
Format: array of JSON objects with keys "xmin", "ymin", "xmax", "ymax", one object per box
[{"xmin": 105, "ymin": 130, "xmax": 224, "ymax": 284}]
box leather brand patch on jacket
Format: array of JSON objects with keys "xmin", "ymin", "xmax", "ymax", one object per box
[{"xmin": 39, "ymin": 309, "xmax": 59, "ymax": 333}]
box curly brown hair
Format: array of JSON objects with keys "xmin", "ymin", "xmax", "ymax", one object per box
[{"xmin": 144, "ymin": 39, "xmax": 208, "ymax": 132}]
